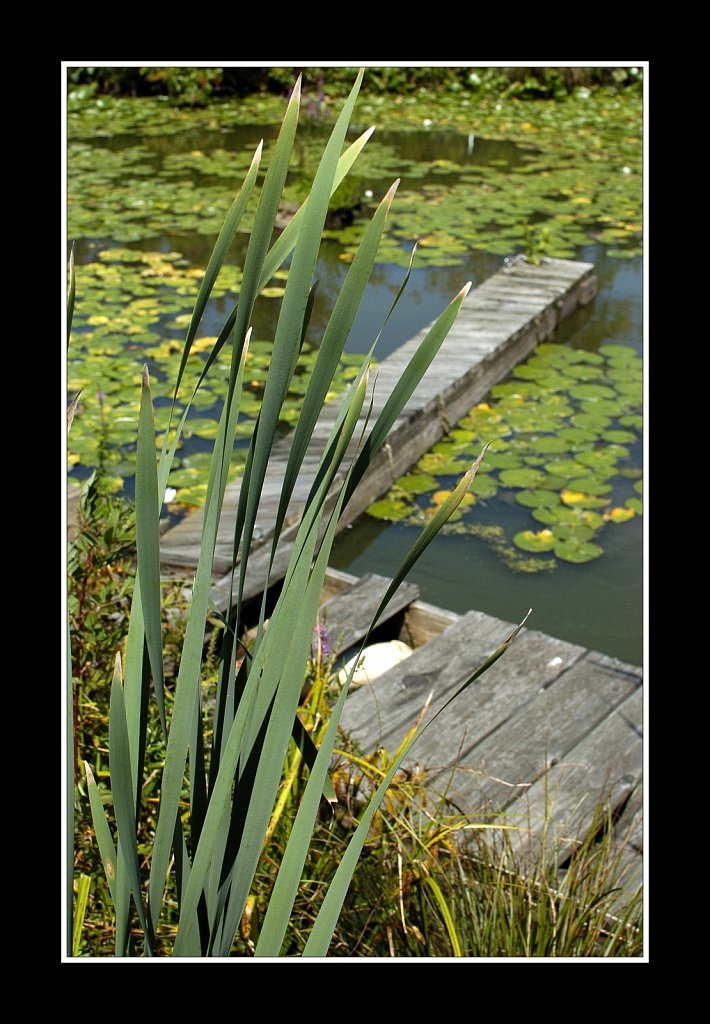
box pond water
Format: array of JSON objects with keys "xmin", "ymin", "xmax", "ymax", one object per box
[{"xmin": 67, "ymin": 96, "xmax": 644, "ymax": 668}]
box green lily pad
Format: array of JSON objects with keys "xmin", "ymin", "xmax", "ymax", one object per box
[
  {"xmin": 619, "ymin": 414, "xmax": 643, "ymax": 430},
  {"xmin": 513, "ymin": 529, "xmax": 556, "ymax": 552},
  {"xmin": 491, "ymin": 381, "xmax": 544, "ymax": 400},
  {"xmin": 557, "ymin": 426, "xmax": 598, "ymax": 446},
  {"xmin": 515, "ymin": 489, "xmax": 561, "ymax": 509},
  {"xmin": 579, "ymin": 398, "xmax": 628, "ymax": 419},
  {"xmin": 551, "ymin": 523, "xmax": 596, "ymax": 543},
  {"xmin": 569, "ymin": 383, "xmax": 617, "ymax": 401},
  {"xmin": 532, "ymin": 506, "xmax": 605, "ymax": 529},
  {"xmin": 527, "ymin": 435, "xmax": 571, "ymax": 454},
  {"xmin": 625, "ymin": 497, "xmax": 643, "ymax": 514},
  {"xmin": 602, "ymin": 429, "xmax": 638, "ymax": 444},
  {"xmin": 469, "ymin": 474, "xmax": 499, "ymax": 499},
  {"xmin": 554, "ymin": 538, "xmax": 604, "ymax": 563},
  {"xmin": 545, "ymin": 458, "xmax": 588, "ymax": 478},
  {"xmin": 567, "ymin": 477, "xmax": 613, "ymax": 496},
  {"xmin": 482, "ymin": 452, "xmax": 523, "ymax": 471},
  {"xmin": 600, "ymin": 344, "xmax": 638, "ymax": 359},
  {"xmin": 174, "ymin": 483, "xmax": 209, "ymax": 507},
  {"xmin": 604, "ymin": 506, "xmax": 636, "ymax": 524},
  {"xmin": 367, "ymin": 497, "xmax": 412, "ymax": 521},
  {"xmin": 560, "ymin": 489, "xmax": 610, "ymax": 509},
  {"xmin": 634, "ymin": 479, "xmax": 643, "ymax": 495},
  {"xmin": 167, "ymin": 467, "xmax": 201, "ymax": 486},
  {"xmin": 572, "ymin": 412, "xmax": 612, "ymax": 431},
  {"xmin": 575, "ymin": 449, "xmax": 623, "ymax": 471},
  {"xmin": 499, "ymin": 467, "xmax": 546, "ymax": 488},
  {"xmin": 394, "ymin": 473, "xmax": 439, "ymax": 493}
]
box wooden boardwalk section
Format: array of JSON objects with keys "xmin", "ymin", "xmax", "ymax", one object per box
[
  {"xmin": 158, "ymin": 256, "xmax": 598, "ymax": 609},
  {"xmin": 319, "ymin": 567, "xmax": 643, "ymax": 905}
]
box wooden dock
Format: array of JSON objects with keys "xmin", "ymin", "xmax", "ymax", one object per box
[
  {"xmin": 319, "ymin": 567, "xmax": 643, "ymax": 905},
  {"xmin": 157, "ymin": 256, "xmax": 598, "ymax": 609}
]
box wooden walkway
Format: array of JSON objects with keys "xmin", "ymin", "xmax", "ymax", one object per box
[
  {"xmin": 319, "ymin": 567, "xmax": 643, "ymax": 905},
  {"xmin": 157, "ymin": 256, "xmax": 598, "ymax": 610}
]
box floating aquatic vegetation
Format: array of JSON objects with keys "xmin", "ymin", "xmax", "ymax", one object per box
[
  {"xmin": 367, "ymin": 340, "xmax": 642, "ymax": 571},
  {"xmin": 68, "ymin": 85, "xmax": 641, "ymax": 263},
  {"xmin": 67, "ymin": 247, "xmax": 362, "ymax": 504}
]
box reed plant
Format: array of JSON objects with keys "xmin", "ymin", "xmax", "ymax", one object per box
[{"xmin": 68, "ymin": 69, "xmax": 532, "ymax": 958}]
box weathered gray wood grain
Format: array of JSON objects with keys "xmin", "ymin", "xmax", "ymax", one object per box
[
  {"xmin": 503, "ymin": 686, "xmax": 643, "ymax": 868},
  {"xmin": 420, "ymin": 650, "xmax": 640, "ymax": 817}
]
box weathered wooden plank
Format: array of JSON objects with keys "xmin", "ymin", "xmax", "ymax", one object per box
[
  {"xmin": 504, "ymin": 687, "xmax": 643, "ymax": 868},
  {"xmin": 317, "ymin": 573, "xmax": 420, "ymax": 659},
  {"xmin": 417, "ymin": 649, "xmax": 640, "ymax": 817},
  {"xmin": 339, "ymin": 614, "xmax": 585, "ymax": 757}
]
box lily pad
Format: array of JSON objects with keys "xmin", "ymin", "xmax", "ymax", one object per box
[
  {"xmin": 571, "ymin": 412, "xmax": 612, "ymax": 432},
  {"xmin": 602, "ymin": 429, "xmax": 638, "ymax": 444},
  {"xmin": 625, "ymin": 497, "xmax": 643, "ymax": 514},
  {"xmin": 545, "ymin": 458, "xmax": 588, "ymax": 478},
  {"xmin": 515, "ymin": 489, "xmax": 561, "ymax": 509},
  {"xmin": 469, "ymin": 473, "xmax": 499, "ymax": 499},
  {"xmin": 527, "ymin": 435, "xmax": 571, "ymax": 454},
  {"xmin": 619, "ymin": 414, "xmax": 643, "ymax": 430},
  {"xmin": 482, "ymin": 452, "xmax": 523, "ymax": 471},
  {"xmin": 567, "ymin": 477, "xmax": 613, "ymax": 496},
  {"xmin": 557, "ymin": 426, "xmax": 598, "ymax": 446},
  {"xmin": 550, "ymin": 523, "xmax": 596, "ymax": 543},
  {"xmin": 395, "ymin": 473, "xmax": 439, "ymax": 493},
  {"xmin": 560, "ymin": 489, "xmax": 610, "ymax": 509},
  {"xmin": 499, "ymin": 467, "xmax": 546, "ymax": 488},
  {"xmin": 599, "ymin": 344, "xmax": 638, "ymax": 359},
  {"xmin": 604, "ymin": 506, "xmax": 636, "ymax": 524},
  {"xmin": 367, "ymin": 497, "xmax": 412, "ymax": 521},
  {"xmin": 513, "ymin": 529, "xmax": 556, "ymax": 552},
  {"xmin": 554, "ymin": 538, "xmax": 604, "ymax": 563},
  {"xmin": 569, "ymin": 383, "xmax": 617, "ymax": 401}
]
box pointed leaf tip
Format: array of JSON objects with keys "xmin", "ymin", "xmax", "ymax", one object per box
[
  {"xmin": 84, "ymin": 761, "xmax": 95, "ymax": 785},
  {"xmin": 385, "ymin": 179, "xmax": 400, "ymax": 202},
  {"xmin": 459, "ymin": 281, "xmax": 473, "ymax": 300},
  {"xmin": 142, "ymin": 364, "xmax": 150, "ymax": 388},
  {"xmin": 255, "ymin": 139, "xmax": 264, "ymax": 160},
  {"xmin": 113, "ymin": 650, "xmax": 123, "ymax": 684}
]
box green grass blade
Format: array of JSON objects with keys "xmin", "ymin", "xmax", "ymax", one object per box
[
  {"xmin": 135, "ymin": 367, "xmax": 164, "ymax": 697},
  {"xmin": 259, "ymin": 125, "xmax": 375, "ymax": 289},
  {"xmin": 66, "ymin": 392, "xmax": 81, "ymax": 433},
  {"xmin": 84, "ymin": 761, "xmax": 119, "ymax": 906},
  {"xmin": 171, "ymin": 141, "xmax": 262, "ymax": 406},
  {"xmin": 147, "ymin": 336, "xmax": 251, "ymax": 930},
  {"xmin": 269, "ymin": 181, "xmax": 399, "ymax": 554},
  {"xmin": 193, "ymin": 125, "xmax": 377, "ymax": 393},
  {"xmin": 235, "ymin": 70, "xmax": 365, "ymax": 611},
  {"xmin": 215, "ymin": 449, "xmax": 360, "ymax": 956},
  {"xmin": 67, "ymin": 242, "xmax": 75, "ymax": 335},
  {"xmin": 255, "ymin": 665, "xmax": 352, "ymax": 956},
  {"xmin": 108, "ymin": 653, "xmax": 155, "ymax": 954},
  {"xmin": 290, "ymin": 716, "xmax": 336, "ymax": 805},
  {"xmin": 72, "ymin": 874, "xmax": 92, "ymax": 957},
  {"xmin": 173, "ymin": 374, "xmax": 368, "ymax": 955},
  {"xmin": 423, "ymin": 876, "xmax": 462, "ymax": 956}
]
